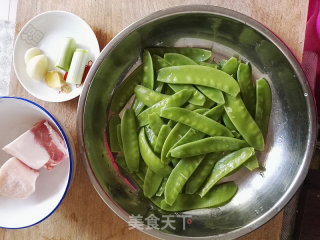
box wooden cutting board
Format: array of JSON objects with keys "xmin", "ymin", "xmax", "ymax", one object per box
[{"xmin": 1, "ymin": 0, "xmax": 308, "ymax": 239}]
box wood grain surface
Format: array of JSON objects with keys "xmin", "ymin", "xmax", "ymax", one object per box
[{"xmin": 1, "ymin": 0, "xmax": 308, "ymax": 239}]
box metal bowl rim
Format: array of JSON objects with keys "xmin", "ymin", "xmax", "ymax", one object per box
[{"xmin": 77, "ymin": 5, "xmax": 317, "ymax": 240}]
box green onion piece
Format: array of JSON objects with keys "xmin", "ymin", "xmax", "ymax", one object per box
[
  {"xmin": 66, "ymin": 49, "xmax": 88, "ymax": 85},
  {"xmin": 55, "ymin": 37, "xmax": 76, "ymax": 71}
]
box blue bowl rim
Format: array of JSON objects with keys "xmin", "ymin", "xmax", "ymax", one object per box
[{"xmin": 0, "ymin": 96, "xmax": 73, "ymax": 229}]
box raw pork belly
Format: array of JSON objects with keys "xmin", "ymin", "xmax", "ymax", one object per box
[
  {"xmin": 3, "ymin": 120, "xmax": 68, "ymax": 170},
  {"xmin": 0, "ymin": 157, "xmax": 39, "ymax": 198}
]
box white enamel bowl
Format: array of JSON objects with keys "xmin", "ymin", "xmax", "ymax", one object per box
[{"xmin": 0, "ymin": 97, "xmax": 75, "ymax": 228}]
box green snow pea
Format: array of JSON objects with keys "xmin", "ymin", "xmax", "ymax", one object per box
[
  {"xmin": 196, "ymin": 85, "xmax": 225, "ymax": 104},
  {"xmin": 171, "ymin": 158, "xmax": 179, "ymax": 167},
  {"xmin": 222, "ymin": 112, "xmax": 242, "ymax": 138},
  {"xmin": 138, "ymin": 128, "xmax": 172, "ymax": 177},
  {"xmin": 244, "ymin": 155, "xmax": 260, "ymax": 171},
  {"xmin": 173, "ymin": 129, "xmax": 205, "ymax": 150},
  {"xmin": 145, "ymin": 125, "xmax": 157, "ymax": 150},
  {"xmin": 255, "ymin": 78, "xmax": 272, "ymax": 138},
  {"xmin": 152, "ymin": 55, "xmax": 171, "ymax": 71},
  {"xmin": 237, "ymin": 63, "xmax": 256, "ymax": 117},
  {"xmin": 168, "ymin": 84, "xmax": 206, "ymax": 106},
  {"xmin": 121, "ymin": 109, "xmax": 140, "ymax": 172},
  {"xmin": 110, "ymin": 65, "xmax": 142, "ymax": 113},
  {"xmin": 171, "ymin": 105, "xmax": 224, "ymax": 149},
  {"xmin": 137, "ymin": 89, "xmax": 193, "ymax": 126},
  {"xmin": 142, "ymin": 50, "xmax": 154, "ymax": 89},
  {"xmin": 160, "ymin": 107, "xmax": 233, "ymax": 137},
  {"xmin": 170, "ymin": 136, "xmax": 248, "ymax": 158},
  {"xmin": 132, "ymin": 100, "xmax": 145, "ymax": 115},
  {"xmin": 161, "ymin": 123, "xmax": 190, "ymax": 164},
  {"xmin": 116, "ymin": 123, "xmax": 123, "ymax": 151},
  {"xmin": 164, "ymin": 53, "xmax": 197, "ymax": 65},
  {"xmin": 154, "ymin": 125, "xmax": 171, "ymax": 154},
  {"xmin": 203, "ymin": 98, "xmax": 216, "ymax": 108},
  {"xmin": 108, "ymin": 115, "xmax": 121, "ymax": 152},
  {"xmin": 185, "ymin": 152, "xmax": 225, "ymax": 194},
  {"xmin": 155, "ymin": 178, "xmax": 167, "ymax": 197},
  {"xmin": 203, "ymin": 104, "xmax": 224, "ymax": 121},
  {"xmin": 164, "ymin": 154, "xmax": 205, "ymax": 206},
  {"xmin": 221, "ymin": 56, "xmax": 239, "ymax": 76},
  {"xmin": 148, "ymin": 113, "xmax": 164, "ymax": 136},
  {"xmin": 160, "ymin": 181, "xmax": 238, "ymax": 211},
  {"xmin": 143, "ymin": 168, "xmax": 163, "ymax": 198},
  {"xmin": 224, "ymin": 94, "xmax": 264, "ymax": 151},
  {"xmin": 148, "ymin": 47, "xmax": 211, "ymax": 62},
  {"xmin": 160, "ymin": 54, "xmax": 206, "ymax": 106},
  {"xmin": 134, "ymin": 85, "xmax": 168, "ymax": 107},
  {"xmin": 132, "ymin": 50, "xmax": 154, "ymax": 114},
  {"xmin": 199, "ymin": 147, "xmax": 255, "ymax": 197},
  {"xmin": 197, "ymin": 61, "xmax": 218, "ymax": 68},
  {"xmin": 222, "ymin": 112, "xmax": 237, "ymax": 131},
  {"xmin": 154, "ymin": 81, "xmax": 164, "ymax": 92},
  {"xmin": 157, "ymin": 65, "xmax": 240, "ymax": 96}
]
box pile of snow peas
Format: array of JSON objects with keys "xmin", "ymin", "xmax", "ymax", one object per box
[{"xmin": 108, "ymin": 47, "xmax": 271, "ymax": 212}]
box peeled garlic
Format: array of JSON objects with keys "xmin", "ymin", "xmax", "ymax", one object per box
[
  {"xmin": 26, "ymin": 55, "xmax": 49, "ymax": 81},
  {"xmin": 24, "ymin": 47, "xmax": 42, "ymax": 64}
]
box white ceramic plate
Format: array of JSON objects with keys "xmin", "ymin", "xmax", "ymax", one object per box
[
  {"xmin": 13, "ymin": 11, "xmax": 100, "ymax": 102},
  {"xmin": 0, "ymin": 97, "xmax": 75, "ymax": 228}
]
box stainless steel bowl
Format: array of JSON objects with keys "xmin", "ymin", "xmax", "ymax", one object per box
[{"xmin": 77, "ymin": 5, "xmax": 317, "ymax": 239}]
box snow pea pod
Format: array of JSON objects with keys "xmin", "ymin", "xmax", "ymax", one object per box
[
  {"xmin": 138, "ymin": 128, "xmax": 172, "ymax": 177},
  {"xmin": 168, "ymin": 84, "xmax": 206, "ymax": 106},
  {"xmin": 134, "ymin": 85, "xmax": 168, "ymax": 107},
  {"xmin": 164, "ymin": 155, "xmax": 205, "ymax": 206},
  {"xmin": 148, "ymin": 47, "xmax": 211, "ymax": 62},
  {"xmin": 137, "ymin": 89, "xmax": 193, "ymax": 126},
  {"xmin": 221, "ymin": 56, "xmax": 239, "ymax": 76},
  {"xmin": 185, "ymin": 152, "xmax": 225, "ymax": 194},
  {"xmin": 110, "ymin": 65, "xmax": 142, "ymax": 113},
  {"xmin": 222, "ymin": 112, "xmax": 237, "ymax": 131},
  {"xmin": 164, "ymin": 53, "xmax": 206, "ymax": 106},
  {"xmin": 196, "ymin": 85, "xmax": 225, "ymax": 104},
  {"xmin": 224, "ymin": 94, "xmax": 264, "ymax": 151},
  {"xmin": 237, "ymin": 63, "xmax": 256, "ymax": 117},
  {"xmin": 108, "ymin": 115, "xmax": 121, "ymax": 152},
  {"xmin": 143, "ymin": 168, "xmax": 163, "ymax": 198},
  {"xmin": 121, "ymin": 109, "xmax": 140, "ymax": 172},
  {"xmin": 155, "ymin": 178, "xmax": 167, "ymax": 197},
  {"xmin": 172, "ymin": 105, "xmax": 224, "ymax": 149},
  {"xmin": 160, "ymin": 182, "xmax": 238, "ymax": 211},
  {"xmin": 145, "ymin": 125, "xmax": 157, "ymax": 150},
  {"xmin": 255, "ymin": 78, "xmax": 272, "ymax": 138},
  {"xmin": 204, "ymin": 104, "xmax": 224, "ymax": 121},
  {"xmin": 154, "ymin": 125, "xmax": 171, "ymax": 154},
  {"xmin": 164, "ymin": 53, "xmax": 197, "ymax": 65},
  {"xmin": 160, "ymin": 107, "xmax": 233, "ymax": 137},
  {"xmin": 132, "ymin": 50, "xmax": 154, "ymax": 114},
  {"xmin": 157, "ymin": 65, "xmax": 240, "ymax": 96},
  {"xmin": 197, "ymin": 61, "xmax": 218, "ymax": 68},
  {"xmin": 199, "ymin": 147, "xmax": 255, "ymax": 197},
  {"xmin": 132, "ymin": 100, "xmax": 145, "ymax": 115},
  {"xmin": 244, "ymin": 155, "xmax": 260, "ymax": 171},
  {"xmin": 152, "ymin": 55, "xmax": 171, "ymax": 71},
  {"xmin": 148, "ymin": 113, "xmax": 164, "ymax": 136},
  {"xmin": 134, "ymin": 81, "xmax": 165, "ymax": 115},
  {"xmin": 142, "ymin": 50, "xmax": 154, "ymax": 89},
  {"xmin": 170, "ymin": 136, "xmax": 248, "ymax": 158},
  {"xmin": 161, "ymin": 123, "xmax": 190, "ymax": 164}
]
